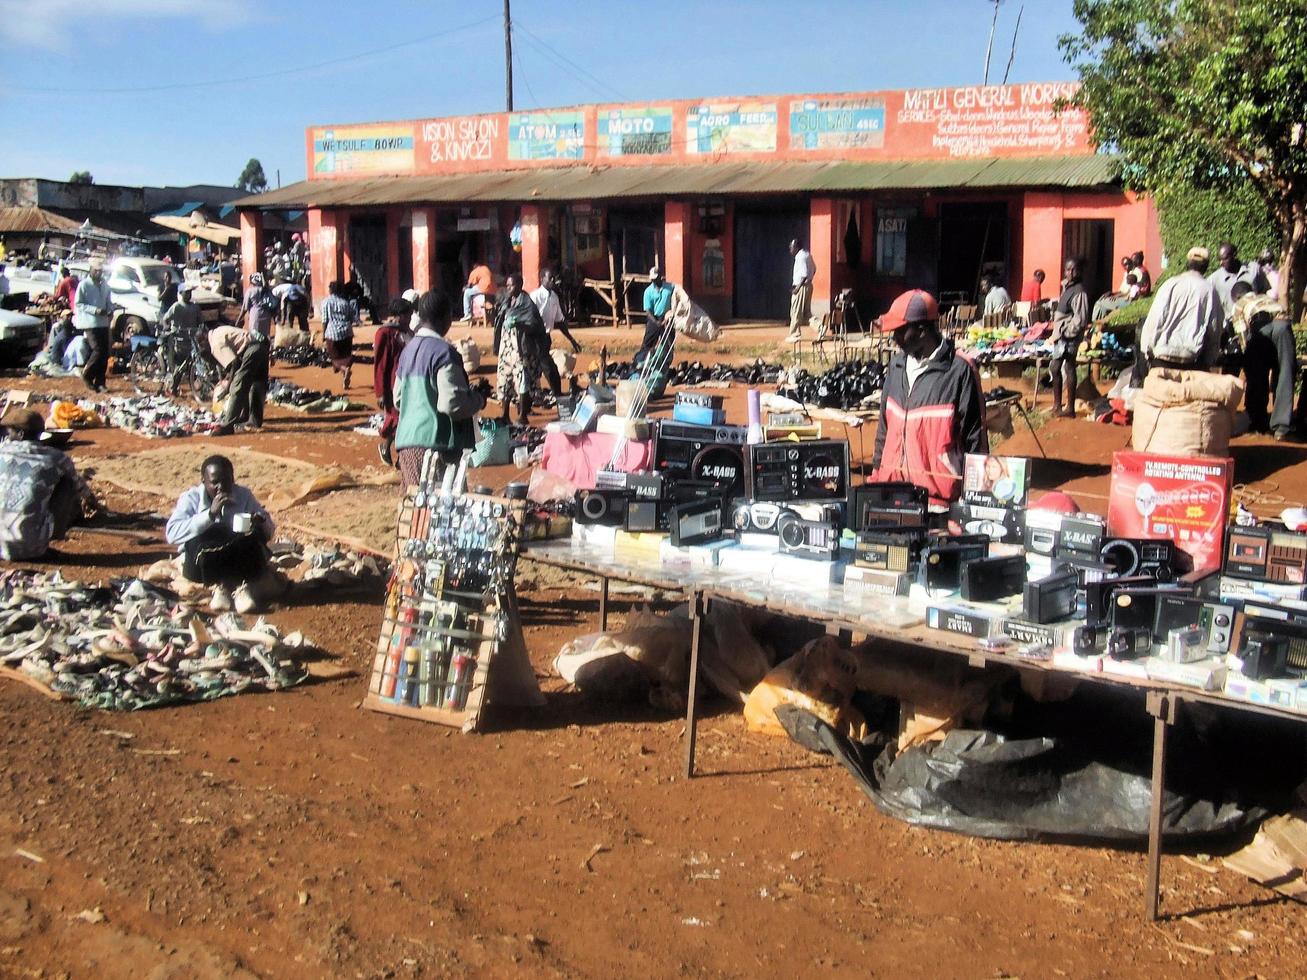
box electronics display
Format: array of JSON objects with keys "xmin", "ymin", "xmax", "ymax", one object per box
[
  {"xmin": 1100, "ymin": 537, "xmax": 1178, "ymax": 581},
  {"xmin": 625, "ymin": 499, "xmax": 660, "ymax": 533},
  {"xmin": 730, "ymin": 500, "xmax": 792, "ymax": 534},
  {"xmin": 959, "ymin": 554, "xmax": 1027, "ymax": 602},
  {"xmin": 1107, "ymin": 626, "xmax": 1152, "ymax": 661},
  {"xmin": 575, "ymin": 489, "xmax": 629, "ymax": 527},
  {"xmin": 1163, "ymin": 627, "xmax": 1207, "ymax": 664},
  {"xmin": 1023, "ymin": 509, "xmax": 1062, "ymax": 557},
  {"xmin": 1108, "ymin": 587, "xmax": 1179, "ymax": 634},
  {"xmin": 776, "ymin": 513, "xmax": 841, "ymax": 561},
  {"xmin": 853, "ymin": 527, "xmax": 929, "ymax": 573},
  {"xmin": 674, "ymin": 392, "xmax": 724, "ymax": 411},
  {"xmin": 1056, "ymin": 514, "xmax": 1107, "ymax": 561},
  {"xmin": 746, "ymin": 440, "xmax": 851, "ymax": 502},
  {"xmin": 1072, "ymin": 623, "xmax": 1105, "ymax": 656},
  {"xmin": 669, "ymin": 498, "xmax": 725, "ymax": 548},
  {"xmin": 1153, "ymin": 595, "xmax": 1235, "ymax": 655},
  {"xmin": 1241, "ymin": 632, "xmax": 1290, "ymax": 679},
  {"xmin": 848, "ymin": 482, "xmax": 928, "ymax": 531},
  {"xmin": 1022, "ymin": 570, "xmax": 1078, "ymax": 624},
  {"xmin": 671, "ymin": 402, "xmax": 726, "ymax": 427},
  {"xmin": 1224, "ymin": 526, "xmax": 1307, "ymax": 584}
]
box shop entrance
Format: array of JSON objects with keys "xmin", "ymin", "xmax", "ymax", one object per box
[
  {"xmin": 1063, "ymin": 218, "xmax": 1115, "ymax": 307},
  {"xmin": 607, "ymin": 206, "xmax": 663, "ymax": 278},
  {"xmin": 347, "ymin": 214, "xmax": 389, "ymax": 312},
  {"xmin": 396, "ymin": 222, "xmax": 413, "ymax": 295},
  {"xmin": 936, "ymin": 202, "xmax": 1009, "ymax": 306},
  {"xmin": 733, "ymin": 204, "xmax": 808, "ymax": 320}
]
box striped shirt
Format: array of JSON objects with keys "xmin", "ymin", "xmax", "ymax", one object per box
[{"xmin": 321, "ymin": 294, "xmax": 358, "ymax": 341}]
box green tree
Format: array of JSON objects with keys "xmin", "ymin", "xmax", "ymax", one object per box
[
  {"xmin": 1060, "ymin": 0, "xmax": 1307, "ymax": 316},
  {"xmin": 236, "ymin": 158, "xmax": 269, "ymax": 194},
  {"xmin": 68, "ymin": 171, "xmax": 93, "ymax": 185}
]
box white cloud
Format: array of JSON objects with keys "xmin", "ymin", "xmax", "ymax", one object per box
[{"xmin": 0, "ymin": 0, "xmax": 256, "ymax": 50}]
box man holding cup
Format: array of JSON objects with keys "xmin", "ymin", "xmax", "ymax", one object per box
[{"xmin": 165, "ymin": 454, "xmax": 282, "ymax": 613}]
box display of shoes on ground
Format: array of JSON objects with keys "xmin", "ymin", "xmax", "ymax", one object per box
[
  {"xmin": 267, "ymin": 379, "xmax": 366, "ymax": 413},
  {"xmin": 776, "ymin": 360, "xmax": 885, "ymax": 410},
  {"xmin": 352, "ymin": 413, "xmax": 385, "ymax": 436},
  {"xmin": 600, "ymin": 358, "xmax": 786, "ymax": 388},
  {"xmin": 269, "ymin": 344, "xmax": 330, "ymax": 368},
  {"xmin": 0, "ymin": 571, "xmax": 313, "ymax": 711},
  {"xmin": 101, "ymin": 395, "xmax": 220, "ymax": 438},
  {"xmin": 275, "ymin": 542, "xmax": 389, "ymax": 591}
]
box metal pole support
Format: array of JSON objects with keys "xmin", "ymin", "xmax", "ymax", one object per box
[
  {"xmin": 1145, "ymin": 690, "xmax": 1180, "ymax": 920},
  {"xmin": 598, "ymin": 576, "xmax": 609, "ymax": 632},
  {"xmin": 684, "ymin": 591, "xmax": 709, "ymax": 779}
]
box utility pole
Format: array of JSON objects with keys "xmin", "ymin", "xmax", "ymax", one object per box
[
  {"xmin": 504, "ymin": 0, "xmax": 514, "ymax": 112},
  {"xmin": 982, "ymin": 0, "xmax": 1003, "ymax": 85}
]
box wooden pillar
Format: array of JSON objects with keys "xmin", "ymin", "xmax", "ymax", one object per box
[
  {"xmin": 238, "ymin": 210, "xmax": 264, "ymax": 287},
  {"xmin": 339, "ymin": 211, "xmax": 353, "ymax": 286},
  {"xmin": 385, "ymin": 207, "xmax": 401, "ymax": 303},
  {"xmin": 411, "ymin": 206, "xmax": 437, "ymax": 293},
  {"xmin": 664, "ymin": 200, "xmax": 690, "ymax": 291},
  {"xmin": 308, "ymin": 208, "xmax": 340, "ymax": 312},
  {"xmin": 809, "ymin": 197, "xmax": 835, "ymax": 318},
  {"xmin": 520, "ymin": 205, "xmax": 543, "ymax": 291}
]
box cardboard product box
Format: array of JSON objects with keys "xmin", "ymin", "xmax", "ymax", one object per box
[
  {"xmin": 844, "ymin": 566, "xmax": 911, "ymax": 598},
  {"xmin": 963, "ymin": 453, "xmax": 1031, "ymax": 507},
  {"xmin": 1146, "ymin": 656, "xmax": 1228, "ymax": 692},
  {"xmin": 1224, "ymin": 673, "xmax": 1306, "ymax": 711},
  {"xmin": 950, "ymin": 500, "xmax": 1027, "ymax": 544},
  {"xmin": 926, "ymin": 602, "xmax": 1005, "ymax": 640},
  {"xmin": 595, "ymin": 414, "xmax": 652, "ymax": 440},
  {"xmin": 1000, "ymin": 618, "xmax": 1068, "ymax": 651},
  {"xmin": 772, "ymin": 552, "xmax": 846, "ymax": 586},
  {"xmin": 718, "ymin": 542, "xmax": 782, "ymax": 578},
  {"xmin": 685, "ymin": 539, "xmax": 738, "ymax": 567},
  {"xmin": 1218, "ymin": 576, "xmax": 1307, "ymax": 606},
  {"xmin": 613, "ymin": 530, "xmax": 667, "ymax": 561},
  {"xmin": 1107, "ymin": 451, "xmax": 1233, "ymax": 573}
]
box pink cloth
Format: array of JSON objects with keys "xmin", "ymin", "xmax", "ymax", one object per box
[{"xmin": 540, "ymin": 430, "xmax": 653, "ymax": 489}]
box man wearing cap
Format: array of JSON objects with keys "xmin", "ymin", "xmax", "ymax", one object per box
[
  {"xmin": 637, "ymin": 267, "xmax": 675, "ymax": 366},
  {"xmin": 786, "ymin": 239, "xmax": 816, "ymax": 341},
  {"xmin": 73, "ymin": 259, "xmax": 114, "ymax": 393},
  {"xmin": 1140, "ymin": 246, "xmax": 1224, "ymax": 372},
  {"xmin": 161, "ymin": 284, "xmax": 202, "ymax": 345},
  {"xmin": 0, "ymin": 408, "xmax": 81, "ymax": 560},
  {"xmin": 870, "ymin": 289, "xmax": 987, "ymax": 510}
]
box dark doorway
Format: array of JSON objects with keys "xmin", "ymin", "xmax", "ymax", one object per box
[
  {"xmin": 733, "ymin": 203, "xmax": 808, "ymax": 320},
  {"xmin": 347, "ymin": 214, "xmax": 388, "ymax": 312},
  {"xmin": 937, "ymin": 201, "xmax": 1009, "ymax": 307},
  {"xmin": 1063, "ymin": 219, "xmax": 1115, "ymax": 306},
  {"xmin": 397, "ymin": 224, "xmax": 413, "ymax": 296},
  {"xmin": 607, "ymin": 205, "xmax": 663, "ymax": 279}
]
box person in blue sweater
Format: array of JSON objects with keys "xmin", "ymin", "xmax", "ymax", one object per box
[{"xmin": 392, "ymin": 288, "xmax": 486, "ymax": 488}]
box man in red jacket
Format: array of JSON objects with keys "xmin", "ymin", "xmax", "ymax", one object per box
[{"xmin": 870, "ymin": 289, "xmax": 987, "ymax": 512}]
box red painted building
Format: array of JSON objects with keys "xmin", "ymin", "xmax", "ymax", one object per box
[{"xmin": 236, "ymin": 81, "xmax": 1160, "ymax": 323}]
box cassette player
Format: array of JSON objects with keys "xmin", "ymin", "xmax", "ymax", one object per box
[
  {"xmin": 653, "ymin": 421, "xmax": 747, "ymax": 496},
  {"xmin": 746, "ymin": 439, "xmax": 850, "ymax": 503},
  {"xmin": 854, "ymin": 527, "xmax": 929, "ymax": 573},
  {"xmin": 1225, "ymin": 525, "xmax": 1307, "ymax": 584}
]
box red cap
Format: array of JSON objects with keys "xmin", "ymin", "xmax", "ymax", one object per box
[{"xmin": 880, "ymin": 289, "xmax": 939, "ymax": 331}]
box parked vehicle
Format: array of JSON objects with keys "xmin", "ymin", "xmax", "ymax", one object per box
[
  {"xmin": 106, "ymin": 258, "xmax": 227, "ymax": 340},
  {"xmin": 0, "ymin": 308, "xmax": 45, "ymax": 367}
]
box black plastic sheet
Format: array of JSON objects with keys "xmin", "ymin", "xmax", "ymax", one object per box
[{"xmin": 777, "ymin": 706, "xmax": 1264, "ymax": 844}]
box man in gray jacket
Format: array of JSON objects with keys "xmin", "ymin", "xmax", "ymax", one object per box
[
  {"xmin": 1140, "ymin": 246, "xmax": 1224, "ymax": 370},
  {"xmin": 73, "ymin": 259, "xmax": 113, "ymax": 392}
]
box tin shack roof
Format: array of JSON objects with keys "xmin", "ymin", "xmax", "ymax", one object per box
[{"xmin": 234, "ymin": 155, "xmax": 1121, "ymax": 210}]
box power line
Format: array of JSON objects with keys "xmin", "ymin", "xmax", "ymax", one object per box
[
  {"xmin": 514, "ymin": 47, "xmax": 542, "ymax": 110},
  {"xmin": 6, "ymin": 16, "xmax": 500, "ymax": 95},
  {"xmin": 513, "ymin": 20, "xmax": 629, "ymax": 102}
]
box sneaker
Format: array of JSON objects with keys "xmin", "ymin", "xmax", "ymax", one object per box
[
  {"xmin": 785, "ymin": 331, "xmax": 802, "ymax": 343},
  {"xmin": 210, "ymin": 585, "xmax": 233, "ymax": 612},
  {"xmin": 378, "ymin": 442, "xmax": 393, "ymax": 466},
  {"xmin": 233, "ymin": 585, "xmax": 260, "ymax": 615}
]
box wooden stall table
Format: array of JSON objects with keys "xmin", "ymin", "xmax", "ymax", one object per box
[{"xmin": 522, "ymin": 537, "xmax": 1307, "ymax": 921}]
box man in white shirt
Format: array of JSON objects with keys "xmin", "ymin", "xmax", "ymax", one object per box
[
  {"xmin": 529, "ymin": 270, "xmax": 581, "ymax": 353},
  {"xmin": 1209, "ymin": 242, "xmax": 1270, "ymax": 320},
  {"xmin": 980, "ymin": 275, "xmax": 1012, "ymax": 317},
  {"xmin": 786, "ymin": 238, "xmax": 817, "ymax": 341}
]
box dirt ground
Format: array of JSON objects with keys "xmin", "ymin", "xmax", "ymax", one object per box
[{"xmin": 2, "ymin": 322, "xmax": 1306, "ymax": 978}]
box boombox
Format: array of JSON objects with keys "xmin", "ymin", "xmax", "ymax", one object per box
[
  {"xmin": 777, "ymin": 512, "xmax": 841, "ymax": 560},
  {"xmin": 854, "ymin": 527, "xmax": 929, "ymax": 573},
  {"xmin": 848, "ymin": 482, "xmax": 928, "ymax": 531},
  {"xmin": 653, "ymin": 421, "xmax": 748, "ymax": 496},
  {"xmin": 1055, "ymin": 514, "xmax": 1106, "ymax": 561},
  {"xmin": 575, "ymin": 488, "xmax": 629, "ymax": 527},
  {"xmin": 731, "ymin": 500, "xmax": 792, "ymax": 534},
  {"xmin": 746, "ymin": 439, "xmax": 851, "ymax": 502},
  {"xmin": 1099, "ymin": 537, "xmax": 1179, "ymax": 581},
  {"xmin": 1225, "ymin": 525, "xmax": 1307, "ymax": 584}
]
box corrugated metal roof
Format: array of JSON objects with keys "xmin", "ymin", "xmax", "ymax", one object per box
[
  {"xmin": 233, "ymin": 155, "xmax": 1120, "ymax": 210},
  {"xmin": 0, "ymin": 206, "xmax": 88, "ymax": 234}
]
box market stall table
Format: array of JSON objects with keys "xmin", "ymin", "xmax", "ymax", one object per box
[{"xmin": 521, "ymin": 537, "xmax": 1307, "ymax": 921}]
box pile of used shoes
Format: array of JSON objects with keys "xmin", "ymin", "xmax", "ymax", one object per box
[
  {"xmin": 267, "ymin": 379, "xmax": 362, "ymax": 413},
  {"xmin": 0, "ymin": 571, "xmax": 311, "ymax": 711},
  {"xmin": 777, "ymin": 361, "xmax": 885, "ymax": 411},
  {"xmin": 270, "ymin": 344, "xmax": 330, "ymax": 368},
  {"xmin": 273, "ymin": 542, "xmax": 388, "ymax": 591},
  {"xmin": 102, "ymin": 395, "xmax": 220, "ymax": 438},
  {"xmin": 600, "ymin": 359, "xmax": 787, "ymax": 388}
]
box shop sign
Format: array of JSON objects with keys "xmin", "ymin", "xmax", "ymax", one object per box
[
  {"xmin": 312, "ymin": 124, "xmax": 416, "ymax": 176},
  {"xmin": 789, "ymin": 97, "xmax": 885, "ymax": 150},
  {"xmin": 420, "ymin": 115, "xmax": 500, "ymax": 165},
  {"xmin": 1107, "ymin": 451, "xmax": 1233, "ymax": 572},
  {"xmin": 456, "ymin": 217, "xmax": 495, "ymax": 232},
  {"xmin": 686, "ymin": 102, "xmax": 777, "ymax": 155},
  {"xmin": 893, "ymin": 82, "xmax": 1089, "ymax": 158},
  {"xmin": 598, "ymin": 106, "xmax": 673, "ymax": 157},
  {"xmin": 508, "ymin": 110, "xmax": 586, "ymax": 161}
]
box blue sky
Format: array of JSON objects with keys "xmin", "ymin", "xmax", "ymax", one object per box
[{"xmin": 0, "ymin": 0, "xmax": 1083, "ymax": 189}]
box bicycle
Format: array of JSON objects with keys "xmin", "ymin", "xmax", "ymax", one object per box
[{"xmin": 128, "ymin": 322, "xmax": 219, "ymax": 405}]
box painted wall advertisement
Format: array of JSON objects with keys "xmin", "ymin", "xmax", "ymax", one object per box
[
  {"xmin": 598, "ymin": 106, "xmax": 673, "ymax": 157},
  {"xmin": 508, "ymin": 111, "xmax": 586, "ymax": 161},
  {"xmin": 419, "ymin": 115, "xmax": 500, "ymax": 166},
  {"xmin": 686, "ymin": 102, "xmax": 777, "ymax": 155},
  {"xmin": 789, "ymin": 97, "xmax": 885, "ymax": 150},
  {"xmin": 893, "ymin": 82, "xmax": 1089, "ymax": 158},
  {"xmin": 1107, "ymin": 451, "xmax": 1233, "ymax": 572},
  {"xmin": 312, "ymin": 124, "xmax": 416, "ymax": 176}
]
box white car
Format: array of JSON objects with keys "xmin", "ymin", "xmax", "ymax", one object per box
[
  {"xmin": 105, "ymin": 258, "xmax": 227, "ymax": 338},
  {"xmin": 0, "ymin": 308, "xmax": 46, "ymax": 367}
]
